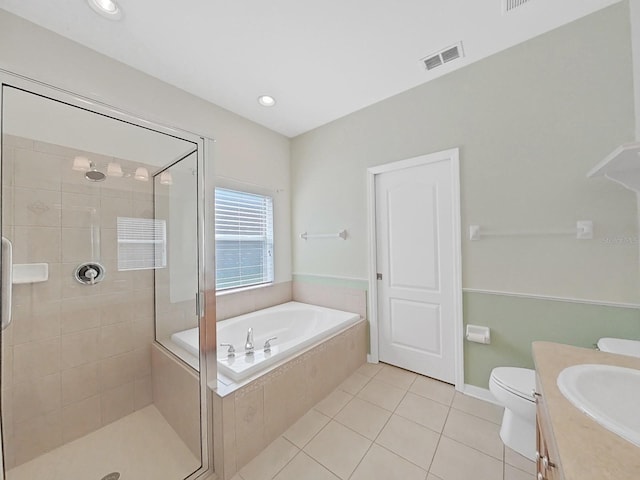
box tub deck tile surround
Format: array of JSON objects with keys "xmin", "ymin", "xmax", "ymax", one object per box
[
  {"xmin": 150, "ymin": 344, "xmax": 201, "ymax": 458},
  {"xmin": 227, "ymin": 363, "xmax": 536, "ymax": 480},
  {"xmin": 212, "ymin": 278, "xmax": 368, "ymax": 477},
  {"xmin": 216, "ymin": 282, "xmax": 293, "ymax": 321},
  {"xmin": 213, "ymin": 319, "xmax": 368, "ymax": 479},
  {"xmin": 291, "ymin": 281, "xmax": 367, "ymax": 320}
]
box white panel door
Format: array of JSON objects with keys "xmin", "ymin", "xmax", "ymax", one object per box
[{"xmin": 376, "ymin": 153, "xmax": 458, "ymax": 383}]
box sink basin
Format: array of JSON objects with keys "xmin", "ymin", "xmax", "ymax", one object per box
[
  {"xmin": 597, "ymin": 337, "xmax": 640, "ymax": 358},
  {"xmin": 557, "ymin": 364, "xmax": 640, "ymax": 447}
]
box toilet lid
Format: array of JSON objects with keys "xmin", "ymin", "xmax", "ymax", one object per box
[{"xmin": 491, "ymin": 367, "xmax": 536, "ymax": 401}]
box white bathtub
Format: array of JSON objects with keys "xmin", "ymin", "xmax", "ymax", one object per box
[{"xmin": 171, "ymin": 301, "xmax": 361, "ymax": 382}]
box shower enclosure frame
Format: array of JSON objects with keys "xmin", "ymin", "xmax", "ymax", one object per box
[{"xmin": 0, "ymin": 68, "xmax": 215, "ymax": 480}]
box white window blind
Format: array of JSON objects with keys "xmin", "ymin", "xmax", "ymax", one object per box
[
  {"xmin": 215, "ymin": 188, "xmax": 274, "ymax": 291},
  {"xmin": 117, "ymin": 217, "xmax": 167, "ymax": 271}
]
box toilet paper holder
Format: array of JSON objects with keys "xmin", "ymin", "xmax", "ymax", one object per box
[{"xmin": 466, "ymin": 325, "xmax": 491, "ymax": 344}]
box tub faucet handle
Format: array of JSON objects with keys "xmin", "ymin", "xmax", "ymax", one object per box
[
  {"xmin": 245, "ymin": 327, "xmax": 254, "ymax": 355},
  {"xmin": 264, "ymin": 337, "xmax": 277, "ymax": 353},
  {"xmin": 220, "ymin": 343, "xmax": 235, "ymax": 357}
]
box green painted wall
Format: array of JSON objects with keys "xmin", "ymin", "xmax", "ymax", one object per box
[
  {"xmin": 464, "ymin": 292, "xmax": 640, "ymax": 388},
  {"xmin": 291, "ymin": 274, "xmax": 640, "ymax": 388},
  {"xmin": 290, "ymin": 3, "xmax": 640, "ymax": 390},
  {"xmin": 291, "ymin": 2, "xmax": 638, "ymax": 305}
]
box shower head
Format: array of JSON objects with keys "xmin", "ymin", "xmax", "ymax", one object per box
[{"xmin": 85, "ymin": 162, "xmax": 106, "ymax": 182}]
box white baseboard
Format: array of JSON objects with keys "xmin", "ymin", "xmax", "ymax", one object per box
[
  {"xmin": 362, "ymin": 361, "xmax": 501, "ymax": 408},
  {"xmin": 461, "ymin": 384, "xmax": 501, "ymax": 406}
]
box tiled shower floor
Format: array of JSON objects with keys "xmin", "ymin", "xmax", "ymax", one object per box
[
  {"xmin": 232, "ymin": 363, "xmax": 536, "ymax": 480},
  {"xmin": 6, "ymin": 405, "xmax": 200, "ymax": 480}
]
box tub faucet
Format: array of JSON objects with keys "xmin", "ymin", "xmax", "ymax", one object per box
[
  {"xmin": 245, "ymin": 327, "xmax": 254, "ymax": 355},
  {"xmin": 220, "ymin": 343, "xmax": 235, "ymax": 358},
  {"xmin": 264, "ymin": 337, "xmax": 277, "ymax": 353}
]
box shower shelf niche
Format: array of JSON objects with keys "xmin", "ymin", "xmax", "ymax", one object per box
[{"xmin": 12, "ymin": 263, "xmax": 48, "ymax": 284}]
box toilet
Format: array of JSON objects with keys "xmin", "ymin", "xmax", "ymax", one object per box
[
  {"xmin": 489, "ymin": 367, "xmax": 536, "ymax": 460},
  {"xmin": 597, "ymin": 337, "xmax": 640, "ymax": 358}
]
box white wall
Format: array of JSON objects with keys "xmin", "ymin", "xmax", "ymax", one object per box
[
  {"xmin": 0, "ymin": 9, "xmax": 292, "ymax": 284},
  {"xmin": 291, "ymin": 2, "xmax": 639, "ymax": 304},
  {"xmin": 2, "ymin": 87, "xmax": 195, "ymax": 166}
]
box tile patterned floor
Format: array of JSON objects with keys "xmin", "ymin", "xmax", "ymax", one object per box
[
  {"xmin": 6, "ymin": 405, "xmax": 200, "ymax": 480},
  {"xmin": 232, "ymin": 363, "xmax": 536, "ymax": 480}
]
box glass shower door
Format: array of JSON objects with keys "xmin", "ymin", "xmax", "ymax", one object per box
[
  {"xmin": 0, "ymin": 82, "xmax": 207, "ymax": 479},
  {"xmin": 152, "ymin": 150, "xmax": 204, "ymax": 462}
]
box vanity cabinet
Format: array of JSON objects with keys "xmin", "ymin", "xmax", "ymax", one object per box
[
  {"xmin": 535, "ymin": 374, "xmax": 564, "ymax": 480},
  {"xmin": 533, "ymin": 342, "xmax": 640, "ymax": 480}
]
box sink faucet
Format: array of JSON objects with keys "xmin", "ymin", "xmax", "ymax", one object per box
[{"xmin": 245, "ymin": 327, "xmax": 254, "ymax": 355}]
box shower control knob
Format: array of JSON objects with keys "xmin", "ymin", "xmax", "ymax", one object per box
[
  {"xmin": 74, "ymin": 262, "xmax": 105, "ymax": 285},
  {"xmin": 85, "ymin": 268, "xmax": 98, "ymax": 283}
]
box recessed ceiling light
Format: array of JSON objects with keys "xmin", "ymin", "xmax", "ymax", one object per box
[
  {"xmin": 87, "ymin": 0, "xmax": 123, "ymax": 20},
  {"xmin": 258, "ymin": 95, "xmax": 276, "ymax": 107}
]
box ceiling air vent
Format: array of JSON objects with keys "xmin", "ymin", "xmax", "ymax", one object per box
[
  {"xmin": 503, "ymin": 0, "xmax": 532, "ymax": 14},
  {"xmin": 421, "ymin": 42, "xmax": 464, "ymax": 71},
  {"xmin": 441, "ymin": 46, "xmax": 460, "ymax": 63},
  {"xmin": 423, "ymin": 55, "xmax": 443, "ymax": 70}
]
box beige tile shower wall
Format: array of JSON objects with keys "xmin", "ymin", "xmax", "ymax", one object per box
[
  {"xmin": 1, "ymin": 134, "xmax": 155, "ymax": 468},
  {"xmin": 216, "ymin": 282, "xmax": 292, "ymax": 321},
  {"xmin": 212, "ymin": 319, "xmax": 367, "ymax": 480},
  {"xmin": 151, "ymin": 344, "xmax": 201, "ymax": 458}
]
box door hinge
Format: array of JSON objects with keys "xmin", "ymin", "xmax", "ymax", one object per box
[{"xmin": 377, "ymin": 273, "xmax": 382, "ymax": 280}]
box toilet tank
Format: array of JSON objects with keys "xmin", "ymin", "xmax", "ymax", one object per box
[{"xmin": 597, "ymin": 338, "xmax": 640, "ymax": 358}]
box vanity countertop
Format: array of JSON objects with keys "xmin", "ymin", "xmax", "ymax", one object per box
[{"xmin": 532, "ymin": 341, "xmax": 640, "ymax": 480}]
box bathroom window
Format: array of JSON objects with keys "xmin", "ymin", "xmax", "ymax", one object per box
[
  {"xmin": 117, "ymin": 217, "xmax": 167, "ymax": 271},
  {"xmin": 215, "ymin": 188, "xmax": 274, "ymax": 291}
]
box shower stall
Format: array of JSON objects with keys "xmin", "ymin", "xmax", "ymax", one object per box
[{"xmin": 0, "ymin": 74, "xmax": 213, "ymax": 480}]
